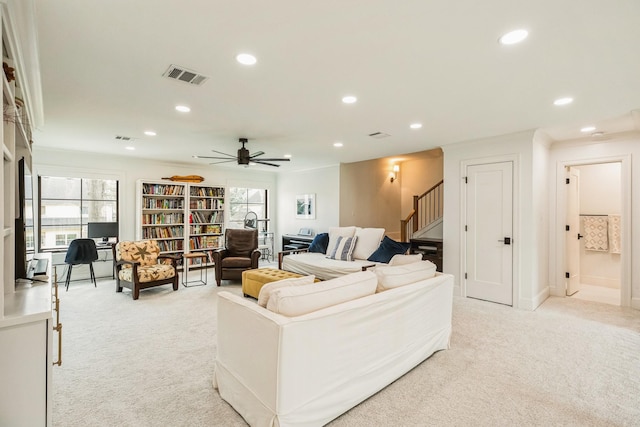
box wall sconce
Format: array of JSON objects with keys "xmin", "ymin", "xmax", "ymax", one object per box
[{"xmin": 390, "ymin": 164, "xmax": 400, "ymax": 183}]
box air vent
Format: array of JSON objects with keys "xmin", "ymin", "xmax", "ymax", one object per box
[
  {"xmin": 115, "ymin": 135, "xmax": 134, "ymax": 141},
  {"xmin": 368, "ymin": 132, "xmax": 391, "ymax": 139},
  {"xmin": 163, "ymin": 64, "xmax": 209, "ymax": 86}
]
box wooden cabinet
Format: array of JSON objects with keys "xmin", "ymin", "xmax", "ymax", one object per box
[
  {"xmin": 410, "ymin": 238, "xmax": 443, "ymax": 272},
  {"xmin": 136, "ymin": 181, "xmax": 226, "ymax": 266}
]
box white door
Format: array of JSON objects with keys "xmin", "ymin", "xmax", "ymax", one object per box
[
  {"xmin": 465, "ymin": 162, "xmax": 513, "ymax": 305},
  {"xmin": 566, "ymin": 167, "xmax": 581, "ymax": 295}
]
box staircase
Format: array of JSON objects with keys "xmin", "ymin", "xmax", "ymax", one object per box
[{"xmin": 400, "ymin": 180, "xmax": 443, "ymax": 242}]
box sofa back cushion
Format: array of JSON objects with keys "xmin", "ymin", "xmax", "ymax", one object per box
[
  {"xmin": 389, "ymin": 253, "xmax": 423, "ymax": 266},
  {"xmin": 367, "ymin": 236, "xmax": 411, "ymax": 263},
  {"xmin": 375, "ymin": 260, "xmax": 437, "ymax": 292},
  {"xmin": 326, "ymin": 226, "xmax": 356, "ymax": 255},
  {"xmin": 257, "ymin": 275, "xmax": 316, "ymax": 307},
  {"xmin": 352, "ymin": 227, "xmax": 385, "ymax": 260},
  {"xmin": 266, "ymin": 271, "xmax": 377, "ymax": 316},
  {"xmin": 308, "ymin": 233, "xmax": 329, "ymax": 253}
]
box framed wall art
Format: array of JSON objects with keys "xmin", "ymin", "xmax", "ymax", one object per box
[{"xmin": 295, "ymin": 193, "xmax": 316, "ymax": 219}]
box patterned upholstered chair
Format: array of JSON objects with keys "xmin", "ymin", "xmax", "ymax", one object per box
[
  {"xmin": 113, "ymin": 240, "xmax": 179, "ymax": 300},
  {"xmin": 212, "ymin": 228, "xmax": 260, "ymax": 286}
]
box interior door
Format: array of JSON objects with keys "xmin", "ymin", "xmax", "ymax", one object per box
[
  {"xmin": 465, "ymin": 162, "xmax": 513, "ymax": 306},
  {"xmin": 566, "ymin": 166, "xmax": 581, "ymax": 295}
]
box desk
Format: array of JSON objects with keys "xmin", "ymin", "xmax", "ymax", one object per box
[{"xmin": 282, "ymin": 234, "xmax": 314, "ymax": 251}]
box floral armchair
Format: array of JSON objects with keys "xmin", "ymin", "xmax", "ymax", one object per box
[{"xmin": 113, "ymin": 240, "xmax": 179, "ymax": 300}]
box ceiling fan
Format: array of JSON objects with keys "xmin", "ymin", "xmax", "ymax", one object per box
[{"xmin": 194, "ymin": 138, "xmax": 290, "ymax": 167}]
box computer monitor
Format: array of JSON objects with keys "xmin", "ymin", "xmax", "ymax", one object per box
[{"xmin": 87, "ymin": 222, "xmax": 119, "ymax": 243}]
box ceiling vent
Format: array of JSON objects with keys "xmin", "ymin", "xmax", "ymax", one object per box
[
  {"xmin": 163, "ymin": 64, "xmax": 209, "ymax": 86},
  {"xmin": 115, "ymin": 135, "xmax": 134, "ymax": 141},
  {"xmin": 368, "ymin": 132, "xmax": 391, "ymax": 139}
]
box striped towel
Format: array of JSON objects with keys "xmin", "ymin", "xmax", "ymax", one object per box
[
  {"xmin": 582, "ymin": 216, "xmax": 608, "ymax": 251},
  {"xmin": 608, "ymin": 214, "xmax": 621, "ymax": 254}
]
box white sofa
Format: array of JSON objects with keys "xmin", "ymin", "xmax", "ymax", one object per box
[{"xmin": 213, "ymin": 268, "xmax": 454, "ymax": 427}]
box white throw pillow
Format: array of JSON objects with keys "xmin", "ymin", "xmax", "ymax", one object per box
[
  {"xmin": 352, "ymin": 227, "xmax": 385, "ymax": 260},
  {"xmin": 266, "ymin": 271, "xmax": 377, "ymax": 316},
  {"xmin": 388, "ymin": 253, "xmax": 423, "ymax": 266},
  {"xmin": 326, "ymin": 226, "xmax": 356, "ymax": 255},
  {"xmin": 327, "ymin": 236, "xmax": 358, "ymax": 261},
  {"xmin": 257, "ymin": 275, "xmax": 316, "ymax": 307},
  {"xmin": 375, "ymin": 260, "xmax": 437, "ymax": 292}
]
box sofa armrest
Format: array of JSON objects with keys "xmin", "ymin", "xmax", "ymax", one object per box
[
  {"xmin": 158, "ymin": 253, "xmax": 180, "ymax": 267},
  {"xmin": 361, "ymin": 264, "xmax": 377, "ymax": 271},
  {"xmin": 278, "ymin": 247, "xmax": 309, "ymax": 269}
]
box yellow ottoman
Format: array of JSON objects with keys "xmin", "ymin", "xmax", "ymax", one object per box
[{"xmin": 242, "ymin": 268, "xmax": 306, "ymax": 299}]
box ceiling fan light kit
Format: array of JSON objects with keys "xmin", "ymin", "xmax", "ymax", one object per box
[{"xmin": 196, "ymin": 138, "xmax": 291, "ymax": 167}]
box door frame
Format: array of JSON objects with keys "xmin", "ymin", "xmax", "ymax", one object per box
[
  {"xmin": 554, "ymin": 155, "xmax": 631, "ymax": 307},
  {"xmin": 461, "ymin": 154, "xmax": 520, "ymax": 308}
]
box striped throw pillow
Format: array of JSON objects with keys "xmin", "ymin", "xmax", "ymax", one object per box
[{"xmin": 327, "ymin": 236, "xmax": 358, "ymax": 261}]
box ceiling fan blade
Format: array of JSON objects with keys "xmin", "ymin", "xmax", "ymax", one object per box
[
  {"xmin": 253, "ymin": 160, "xmax": 282, "ymax": 167},
  {"xmin": 249, "ymin": 151, "xmax": 265, "ymax": 159},
  {"xmin": 210, "ymin": 149, "xmax": 236, "ymax": 158},
  {"xmin": 256, "ymin": 158, "xmax": 290, "ymax": 162},
  {"xmin": 207, "ymin": 159, "xmax": 237, "ymax": 165},
  {"xmin": 196, "ymin": 155, "xmax": 237, "ymax": 160}
]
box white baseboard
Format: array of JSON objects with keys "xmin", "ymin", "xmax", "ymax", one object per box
[
  {"xmin": 519, "ymin": 286, "xmax": 550, "ymax": 311},
  {"xmin": 581, "ymin": 275, "xmax": 621, "ymax": 289},
  {"xmin": 631, "ymin": 297, "xmax": 640, "ymax": 310}
]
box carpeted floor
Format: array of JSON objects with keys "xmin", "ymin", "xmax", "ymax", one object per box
[{"xmin": 53, "ymin": 272, "xmax": 640, "ymax": 426}]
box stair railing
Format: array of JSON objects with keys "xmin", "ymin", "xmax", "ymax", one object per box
[{"xmin": 400, "ymin": 179, "xmax": 443, "ymax": 242}]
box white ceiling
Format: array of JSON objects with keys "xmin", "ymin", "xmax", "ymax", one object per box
[{"xmin": 32, "ymin": 0, "xmax": 640, "ymax": 172}]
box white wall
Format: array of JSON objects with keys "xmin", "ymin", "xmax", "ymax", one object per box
[
  {"xmin": 276, "ymin": 165, "xmax": 340, "ymax": 251},
  {"xmin": 575, "ymin": 163, "xmax": 621, "ymax": 288},
  {"xmin": 443, "ymin": 129, "xmax": 549, "ymax": 310},
  {"xmin": 548, "ymin": 134, "xmax": 637, "ymax": 308}
]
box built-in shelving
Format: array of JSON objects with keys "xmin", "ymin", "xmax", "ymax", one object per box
[{"xmin": 188, "ymin": 184, "xmax": 224, "ymax": 265}]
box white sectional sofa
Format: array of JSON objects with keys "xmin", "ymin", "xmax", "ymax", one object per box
[{"xmin": 213, "ymin": 265, "xmax": 454, "ymax": 427}]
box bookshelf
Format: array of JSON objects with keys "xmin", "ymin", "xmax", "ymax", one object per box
[
  {"xmin": 188, "ymin": 184, "xmax": 224, "ymax": 265},
  {"xmin": 136, "ymin": 181, "xmax": 225, "ymax": 267}
]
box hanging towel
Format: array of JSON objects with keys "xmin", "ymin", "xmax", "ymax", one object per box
[
  {"xmin": 608, "ymin": 214, "xmax": 621, "ymax": 254},
  {"xmin": 582, "ymin": 216, "xmax": 608, "ymax": 251}
]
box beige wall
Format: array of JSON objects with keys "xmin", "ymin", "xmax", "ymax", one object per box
[{"xmin": 339, "ymin": 149, "xmax": 444, "ymax": 240}]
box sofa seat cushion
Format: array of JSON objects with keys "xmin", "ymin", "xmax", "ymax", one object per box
[
  {"xmin": 282, "ymin": 252, "xmax": 380, "ymax": 281},
  {"xmin": 221, "ymin": 256, "xmax": 254, "ymax": 269},
  {"xmin": 375, "ymin": 260, "xmax": 437, "ymax": 292},
  {"xmin": 266, "ymin": 271, "xmax": 377, "ymax": 316},
  {"xmin": 118, "ymin": 264, "xmax": 176, "ymax": 283}
]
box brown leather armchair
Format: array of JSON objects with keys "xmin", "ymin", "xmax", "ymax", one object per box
[{"xmin": 212, "ymin": 228, "xmax": 261, "ymax": 286}]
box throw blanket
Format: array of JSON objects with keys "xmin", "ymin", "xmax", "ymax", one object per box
[
  {"xmin": 582, "ymin": 216, "xmax": 608, "ymax": 252},
  {"xmin": 608, "ymin": 214, "xmax": 621, "ymax": 254}
]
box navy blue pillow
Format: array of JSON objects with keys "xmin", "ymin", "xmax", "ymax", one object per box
[
  {"xmin": 367, "ymin": 236, "xmax": 411, "ymax": 263},
  {"xmin": 308, "ymin": 233, "xmax": 329, "ymax": 253}
]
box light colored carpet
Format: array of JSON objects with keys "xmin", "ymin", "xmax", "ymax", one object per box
[{"xmin": 53, "ymin": 273, "xmax": 640, "ymax": 426}]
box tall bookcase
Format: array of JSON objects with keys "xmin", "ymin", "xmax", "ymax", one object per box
[
  {"xmin": 188, "ymin": 184, "xmax": 224, "ymax": 265},
  {"xmin": 136, "ymin": 180, "xmax": 225, "ymax": 267}
]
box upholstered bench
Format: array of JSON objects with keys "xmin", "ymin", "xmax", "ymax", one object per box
[{"xmin": 241, "ymin": 268, "xmax": 306, "ymax": 299}]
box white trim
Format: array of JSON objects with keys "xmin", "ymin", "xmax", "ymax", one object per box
[
  {"xmin": 460, "ymin": 154, "xmax": 520, "ymax": 308},
  {"xmin": 554, "ymin": 154, "xmax": 631, "ymax": 307}
]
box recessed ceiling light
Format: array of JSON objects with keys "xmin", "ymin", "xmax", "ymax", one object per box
[
  {"xmin": 236, "ymin": 53, "xmax": 257, "ymax": 65},
  {"xmin": 499, "ymin": 29, "xmax": 528, "ymax": 45},
  {"xmin": 284, "ymin": 154, "xmax": 292, "ymax": 158},
  {"xmin": 553, "ymin": 97, "xmax": 573, "ymax": 106},
  {"xmin": 175, "ymin": 105, "xmax": 191, "ymax": 113},
  {"xmin": 580, "ymin": 126, "xmax": 596, "ymax": 133},
  {"xmin": 125, "ymin": 146, "xmax": 135, "ymax": 151},
  {"xmin": 342, "ymin": 95, "xmax": 357, "ymax": 104},
  {"xmin": 410, "ymin": 123, "xmax": 422, "ymax": 129},
  {"xmin": 144, "ymin": 130, "xmax": 157, "ymax": 136},
  {"xmin": 333, "ymin": 142, "xmax": 343, "ymax": 147}
]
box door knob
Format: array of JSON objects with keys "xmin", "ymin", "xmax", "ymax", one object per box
[
  {"xmin": 577, "ymin": 233, "xmax": 584, "ymax": 240},
  {"xmin": 498, "ymin": 237, "xmax": 511, "ymax": 245}
]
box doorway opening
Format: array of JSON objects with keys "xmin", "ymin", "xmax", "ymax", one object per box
[{"xmin": 565, "ymin": 162, "xmax": 622, "ymax": 306}]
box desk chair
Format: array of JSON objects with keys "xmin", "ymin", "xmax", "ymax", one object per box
[{"xmin": 64, "ymin": 238, "xmax": 99, "ymax": 290}]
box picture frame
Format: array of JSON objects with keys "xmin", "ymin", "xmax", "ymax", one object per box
[{"xmin": 295, "ymin": 193, "xmax": 316, "ymax": 219}]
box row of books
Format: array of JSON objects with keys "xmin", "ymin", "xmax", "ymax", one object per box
[
  {"xmin": 143, "ymin": 197, "xmax": 184, "ymax": 209},
  {"xmin": 189, "ymin": 199, "xmax": 223, "ymax": 210},
  {"xmin": 157, "ymin": 240, "xmax": 184, "ymax": 252},
  {"xmin": 142, "ymin": 213, "xmax": 184, "ymax": 224},
  {"xmin": 190, "ymin": 224, "xmax": 222, "ymax": 234},
  {"xmin": 142, "ymin": 226, "xmax": 184, "ymax": 239},
  {"xmin": 190, "ymin": 211, "xmax": 223, "ymax": 224},
  {"xmin": 142, "ymin": 184, "xmax": 185, "ymax": 196},
  {"xmin": 190, "ymin": 187, "xmax": 225, "ymax": 197},
  {"xmin": 189, "ymin": 235, "xmax": 221, "ymax": 249}
]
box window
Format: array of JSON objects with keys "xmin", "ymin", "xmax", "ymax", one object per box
[
  {"xmin": 228, "ymin": 187, "xmax": 268, "ymax": 230},
  {"xmin": 39, "ymin": 176, "xmax": 118, "ymax": 250}
]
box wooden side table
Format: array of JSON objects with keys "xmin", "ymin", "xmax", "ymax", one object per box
[{"xmin": 182, "ymin": 252, "xmax": 207, "ymax": 287}]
